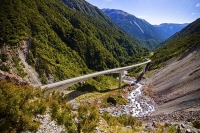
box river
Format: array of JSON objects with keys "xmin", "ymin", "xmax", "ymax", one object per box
[{"xmin": 99, "ymin": 73, "xmax": 155, "ymax": 117}]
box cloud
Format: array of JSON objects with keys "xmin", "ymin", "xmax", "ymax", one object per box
[{"xmin": 196, "ymin": 3, "xmax": 200, "ymax": 7}]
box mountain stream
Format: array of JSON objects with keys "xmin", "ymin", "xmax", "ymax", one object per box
[{"xmin": 100, "ymin": 73, "xmax": 155, "ymax": 117}]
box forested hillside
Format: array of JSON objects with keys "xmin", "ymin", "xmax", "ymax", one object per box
[
  {"xmin": 0, "ymin": 0, "xmax": 149, "ymax": 85},
  {"xmin": 62, "ymin": 0, "xmax": 115, "ymax": 26},
  {"xmin": 150, "ymin": 18, "xmax": 200, "ymax": 69}
]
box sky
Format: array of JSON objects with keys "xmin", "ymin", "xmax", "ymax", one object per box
[{"xmin": 85, "ymin": 0, "xmax": 200, "ymax": 25}]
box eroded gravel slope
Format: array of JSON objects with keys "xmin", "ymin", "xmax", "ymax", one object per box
[{"xmin": 148, "ymin": 43, "xmax": 200, "ymax": 114}]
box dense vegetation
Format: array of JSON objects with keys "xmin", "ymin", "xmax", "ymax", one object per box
[
  {"xmin": 0, "ymin": 80, "xmax": 46, "ymax": 132},
  {"xmin": 150, "ymin": 18, "xmax": 200, "ymax": 69},
  {"xmin": 0, "ymin": 80, "xmax": 96, "ymax": 132},
  {"xmin": 0, "ymin": 0, "xmax": 150, "ymax": 87},
  {"xmin": 62, "ymin": 0, "xmax": 116, "ymax": 26},
  {"xmin": 0, "ymin": 80, "xmax": 142, "ymax": 132}
]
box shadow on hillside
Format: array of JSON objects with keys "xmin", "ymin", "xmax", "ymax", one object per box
[
  {"xmin": 67, "ymin": 83, "xmax": 129, "ymax": 102},
  {"xmin": 98, "ymin": 84, "xmax": 130, "ymax": 93},
  {"xmin": 67, "ymin": 69, "xmax": 148, "ymax": 102},
  {"xmin": 136, "ymin": 71, "xmax": 145, "ymax": 82},
  {"xmin": 67, "ymin": 90, "xmax": 87, "ymax": 101},
  {"xmin": 136, "ymin": 62, "xmax": 150, "ymax": 82}
]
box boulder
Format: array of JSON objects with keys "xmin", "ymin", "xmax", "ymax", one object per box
[
  {"xmin": 186, "ymin": 129, "xmax": 192, "ymax": 133},
  {"xmin": 152, "ymin": 121, "xmax": 157, "ymax": 128},
  {"xmin": 181, "ymin": 123, "xmax": 185, "ymax": 128},
  {"xmin": 107, "ymin": 97, "xmax": 116, "ymax": 106}
]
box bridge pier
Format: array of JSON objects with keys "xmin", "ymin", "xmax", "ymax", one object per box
[
  {"xmin": 118, "ymin": 72, "xmax": 122, "ymax": 88},
  {"xmin": 143, "ymin": 62, "xmax": 150, "ymax": 73}
]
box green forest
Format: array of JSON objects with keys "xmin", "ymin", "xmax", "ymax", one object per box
[{"xmin": 0, "ymin": 0, "xmax": 150, "ymax": 85}]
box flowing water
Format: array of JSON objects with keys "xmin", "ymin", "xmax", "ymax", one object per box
[{"xmin": 100, "ymin": 77, "xmax": 155, "ymax": 117}]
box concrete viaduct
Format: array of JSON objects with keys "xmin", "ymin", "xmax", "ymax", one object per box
[{"xmin": 41, "ymin": 60, "xmax": 151, "ymax": 90}]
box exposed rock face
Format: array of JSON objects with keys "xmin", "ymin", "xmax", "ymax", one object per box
[
  {"xmin": 0, "ymin": 39, "xmax": 57, "ymax": 87},
  {"xmin": 18, "ymin": 39, "xmax": 42, "ymax": 87},
  {"xmin": 186, "ymin": 129, "xmax": 192, "ymax": 133},
  {"xmin": 0, "ymin": 70, "xmax": 27, "ymax": 85},
  {"xmin": 0, "ymin": 41, "xmax": 42, "ymax": 87}
]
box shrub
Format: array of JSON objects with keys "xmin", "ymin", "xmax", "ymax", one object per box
[
  {"xmin": 1, "ymin": 54, "xmax": 9, "ymax": 62},
  {"xmin": 166, "ymin": 125, "xmax": 178, "ymax": 133},
  {"xmin": 192, "ymin": 120, "xmax": 200, "ymax": 129},
  {"xmin": 102, "ymin": 112, "xmax": 139, "ymax": 128},
  {"xmin": 0, "ymin": 80, "xmax": 46, "ymax": 132},
  {"xmin": 0, "ymin": 64, "xmax": 10, "ymax": 72},
  {"xmin": 78, "ymin": 104, "xmax": 99, "ymax": 132},
  {"xmin": 102, "ymin": 111, "xmax": 121, "ymax": 126},
  {"xmin": 118, "ymin": 114, "xmax": 136, "ymax": 127}
]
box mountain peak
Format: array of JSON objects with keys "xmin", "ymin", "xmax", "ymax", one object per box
[
  {"xmin": 102, "ymin": 8, "xmax": 135, "ymax": 17},
  {"xmin": 102, "ymin": 8, "xmax": 166, "ymax": 48}
]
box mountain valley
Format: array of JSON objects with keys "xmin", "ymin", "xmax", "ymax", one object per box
[
  {"xmin": 102, "ymin": 9, "xmax": 188, "ymax": 50},
  {"xmin": 154, "ymin": 23, "xmax": 188, "ymax": 39},
  {"xmin": 0, "ymin": 0, "xmax": 200, "ymax": 132}
]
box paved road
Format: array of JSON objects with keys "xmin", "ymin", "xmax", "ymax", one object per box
[{"xmin": 41, "ymin": 60, "xmax": 151, "ymax": 90}]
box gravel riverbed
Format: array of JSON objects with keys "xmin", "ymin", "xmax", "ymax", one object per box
[{"xmin": 99, "ymin": 77, "xmax": 155, "ymax": 117}]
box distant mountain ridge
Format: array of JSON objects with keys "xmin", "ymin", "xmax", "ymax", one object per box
[
  {"xmin": 61, "ymin": 0, "xmax": 153, "ymax": 49},
  {"xmin": 102, "ymin": 9, "xmax": 165, "ymax": 43},
  {"xmin": 154, "ymin": 23, "xmax": 188, "ymax": 39},
  {"xmin": 102, "ymin": 9, "xmax": 188, "ymax": 50},
  {"xmin": 151, "ymin": 18, "xmax": 200, "ymax": 69}
]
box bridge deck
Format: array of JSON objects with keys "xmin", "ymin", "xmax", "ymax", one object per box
[{"xmin": 41, "ymin": 60, "xmax": 151, "ymax": 90}]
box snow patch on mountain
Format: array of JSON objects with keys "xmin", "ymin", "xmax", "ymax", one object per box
[{"xmin": 134, "ymin": 21, "xmax": 144, "ymax": 34}]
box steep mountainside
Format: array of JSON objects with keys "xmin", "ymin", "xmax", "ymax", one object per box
[
  {"xmin": 102, "ymin": 9, "xmax": 166, "ymax": 49},
  {"xmin": 145, "ymin": 18, "xmax": 200, "ymax": 127},
  {"xmin": 150, "ymin": 18, "xmax": 200, "ymax": 69},
  {"xmin": 154, "ymin": 23, "xmax": 188, "ymax": 39},
  {"xmin": 148, "ymin": 17, "xmax": 200, "ymax": 113},
  {"xmin": 0, "ymin": 0, "xmax": 149, "ymax": 87},
  {"xmin": 148, "ymin": 42, "xmax": 200, "ymax": 115},
  {"xmin": 62, "ymin": 1, "xmax": 152, "ymax": 50},
  {"xmin": 62, "ymin": 0, "xmax": 115, "ymax": 26}
]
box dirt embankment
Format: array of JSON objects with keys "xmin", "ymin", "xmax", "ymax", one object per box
[{"xmin": 148, "ymin": 43, "xmax": 200, "ymax": 115}]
